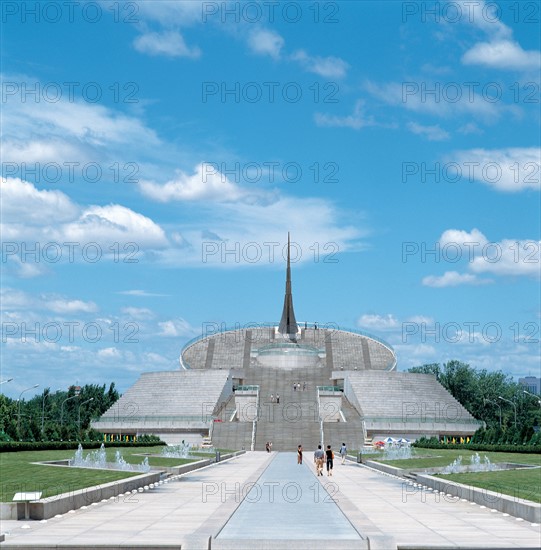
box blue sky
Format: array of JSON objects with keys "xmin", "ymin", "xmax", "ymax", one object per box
[{"xmin": 1, "ymin": 0, "xmax": 540, "ymax": 399}]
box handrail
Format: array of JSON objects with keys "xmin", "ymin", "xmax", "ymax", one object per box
[
  {"xmin": 317, "ymin": 386, "xmax": 343, "ymax": 392},
  {"xmin": 179, "ymin": 322, "xmax": 397, "ymax": 370},
  {"xmin": 362, "ymin": 416, "xmax": 483, "ymax": 425},
  {"xmin": 94, "ymin": 414, "xmax": 213, "ymax": 423},
  {"xmin": 251, "ymin": 386, "xmax": 259, "ymax": 451}
]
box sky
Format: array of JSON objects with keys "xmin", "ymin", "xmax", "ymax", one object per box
[{"xmin": 1, "ymin": 0, "xmax": 540, "ymax": 400}]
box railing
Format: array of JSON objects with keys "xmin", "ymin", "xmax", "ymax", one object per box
[
  {"xmin": 235, "ymin": 385, "xmax": 259, "ymax": 391},
  {"xmin": 95, "ymin": 414, "xmax": 213, "ymax": 423},
  {"xmin": 363, "ymin": 416, "xmax": 483, "ymax": 425},
  {"xmin": 320, "ymin": 419, "xmax": 324, "ymax": 447},
  {"xmin": 317, "ymin": 386, "xmax": 343, "ymax": 392},
  {"xmin": 179, "ymin": 322, "xmax": 397, "ymax": 370},
  {"xmin": 251, "ymin": 386, "xmax": 260, "ymax": 451}
]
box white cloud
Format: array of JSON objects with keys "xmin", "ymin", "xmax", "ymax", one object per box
[
  {"xmin": 291, "ymin": 50, "xmax": 349, "ymax": 79},
  {"xmin": 455, "ymin": 1, "xmax": 540, "ymax": 71},
  {"xmin": 462, "ymin": 40, "xmax": 541, "ymax": 71},
  {"xmin": 121, "ymin": 307, "xmax": 155, "ymax": 320},
  {"xmin": 97, "ymin": 347, "xmax": 122, "ymax": 359},
  {"xmin": 45, "ymin": 299, "xmax": 98, "ymax": 314},
  {"xmin": 118, "ymin": 290, "xmax": 169, "ymax": 297},
  {"xmin": 448, "ymin": 148, "xmax": 541, "ymax": 192},
  {"xmin": 407, "ymin": 122, "xmax": 450, "ymax": 141},
  {"xmin": 138, "ymin": 163, "xmax": 254, "ymax": 203},
  {"xmin": 469, "ymin": 239, "xmax": 541, "ymax": 277},
  {"xmin": 158, "ymin": 319, "xmax": 195, "ymax": 338},
  {"xmin": 315, "ymin": 100, "xmax": 375, "ymax": 130},
  {"xmin": 439, "ymin": 228, "xmax": 488, "ymax": 248},
  {"xmin": 364, "ymin": 81, "xmax": 504, "ymax": 120},
  {"xmin": 422, "ymin": 271, "xmax": 493, "ymax": 287},
  {"xmin": 1, "ymin": 177, "xmax": 79, "ymax": 224},
  {"xmin": 247, "ymin": 28, "xmax": 284, "ymax": 59},
  {"xmin": 133, "ymin": 31, "xmax": 201, "ymax": 58},
  {"xmin": 358, "ymin": 314, "xmax": 399, "ymax": 330}
]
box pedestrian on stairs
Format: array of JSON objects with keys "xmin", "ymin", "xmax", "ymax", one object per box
[
  {"xmin": 270, "ymin": 394, "xmax": 274, "ymax": 403},
  {"xmin": 276, "ymin": 394, "xmax": 280, "ymax": 404}
]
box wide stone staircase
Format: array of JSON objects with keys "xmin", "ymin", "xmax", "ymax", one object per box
[{"xmin": 211, "ymin": 364, "xmax": 366, "ymax": 452}]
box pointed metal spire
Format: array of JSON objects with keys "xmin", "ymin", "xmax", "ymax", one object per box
[{"xmin": 278, "ymin": 232, "xmax": 298, "ymax": 339}]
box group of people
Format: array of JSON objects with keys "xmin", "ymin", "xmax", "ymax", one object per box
[
  {"xmin": 296, "ymin": 442, "xmax": 348, "ymax": 476},
  {"xmin": 269, "ymin": 394, "xmax": 280, "ymax": 403},
  {"xmin": 265, "ymin": 441, "xmax": 273, "ymax": 452},
  {"xmin": 293, "ymin": 382, "xmax": 307, "ymax": 391}
]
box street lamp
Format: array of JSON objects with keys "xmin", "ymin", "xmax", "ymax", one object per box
[
  {"xmin": 0, "ymin": 378, "xmax": 14, "ymax": 385},
  {"xmin": 523, "ymin": 390, "xmax": 541, "ymax": 407},
  {"xmin": 17, "ymin": 384, "xmax": 39, "ymax": 440},
  {"xmin": 498, "ymin": 396, "xmax": 517, "ymax": 428},
  {"xmin": 61, "ymin": 395, "xmax": 79, "ymax": 425},
  {"xmin": 78, "ymin": 398, "xmax": 94, "ymax": 431}
]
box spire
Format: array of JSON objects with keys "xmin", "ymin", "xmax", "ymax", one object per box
[{"xmin": 278, "ymin": 232, "xmax": 298, "ymax": 339}]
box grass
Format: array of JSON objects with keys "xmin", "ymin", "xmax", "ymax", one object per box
[
  {"xmin": 370, "ymin": 447, "xmax": 541, "ymax": 503},
  {"xmin": 0, "ymin": 445, "xmax": 239, "ymax": 501},
  {"xmin": 440, "ymin": 469, "xmax": 541, "ymax": 503},
  {"xmin": 0, "ymin": 445, "xmax": 195, "ymax": 501}
]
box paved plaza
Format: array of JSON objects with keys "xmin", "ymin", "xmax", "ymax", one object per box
[{"xmin": 0, "ymin": 452, "xmax": 540, "ymax": 548}]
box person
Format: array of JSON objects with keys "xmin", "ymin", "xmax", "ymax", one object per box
[
  {"xmin": 270, "ymin": 394, "xmax": 274, "ymax": 403},
  {"xmin": 276, "ymin": 394, "xmax": 280, "ymax": 404},
  {"xmin": 297, "ymin": 444, "xmax": 303, "ymax": 464},
  {"xmin": 265, "ymin": 442, "xmax": 270, "ymax": 453},
  {"xmin": 339, "ymin": 442, "xmax": 347, "ymax": 464},
  {"xmin": 325, "ymin": 445, "xmax": 334, "ymax": 476},
  {"xmin": 303, "ymin": 382, "xmax": 306, "ymax": 391},
  {"xmin": 314, "ymin": 444, "xmax": 324, "ymax": 476},
  {"xmin": 269, "ymin": 441, "xmax": 273, "ymax": 451},
  {"xmin": 293, "ymin": 383, "xmax": 297, "ymax": 392}
]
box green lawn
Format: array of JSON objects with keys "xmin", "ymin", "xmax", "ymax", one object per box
[
  {"xmin": 0, "ymin": 445, "xmax": 196, "ymax": 501},
  {"xmin": 0, "ymin": 446, "xmax": 239, "ymax": 501},
  {"xmin": 371, "ymin": 447, "xmax": 541, "ymax": 503},
  {"xmin": 441, "ymin": 469, "xmax": 541, "ymax": 503}
]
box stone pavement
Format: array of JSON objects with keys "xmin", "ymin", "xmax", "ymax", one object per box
[{"xmin": 0, "ymin": 452, "xmax": 540, "ymax": 549}]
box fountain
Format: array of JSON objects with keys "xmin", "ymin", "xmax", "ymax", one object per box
[
  {"xmin": 161, "ymin": 441, "xmax": 192, "ymax": 459},
  {"xmin": 441, "ymin": 453, "xmax": 497, "ymax": 474},
  {"xmin": 69, "ymin": 444, "xmax": 150, "ymax": 472},
  {"xmin": 383, "ymin": 443, "xmax": 413, "ymax": 460}
]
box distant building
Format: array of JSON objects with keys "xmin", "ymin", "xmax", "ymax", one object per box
[{"xmin": 519, "ymin": 376, "xmax": 541, "ymax": 396}]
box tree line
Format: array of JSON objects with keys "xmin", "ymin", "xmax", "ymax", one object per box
[
  {"xmin": 409, "ymin": 360, "xmax": 541, "ymax": 445},
  {"xmin": 0, "ymin": 383, "xmax": 119, "ymax": 442}
]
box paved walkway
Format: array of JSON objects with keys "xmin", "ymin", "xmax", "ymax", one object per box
[{"xmin": 0, "ymin": 452, "xmax": 540, "ymax": 548}]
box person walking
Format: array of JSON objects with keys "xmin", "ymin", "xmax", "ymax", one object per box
[
  {"xmin": 297, "ymin": 444, "xmax": 303, "ymax": 464},
  {"xmin": 314, "ymin": 444, "xmax": 324, "ymax": 476},
  {"xmin": 325, "ymin": 445, "xmax": 334, "ymax": 476},
  {"xmin": 276, "ymin": 394, "xmax": 280, "ymax": 404},
  {"xmin": 265, "ymin": 442, "xmax": 270, "ymax": 453},
  {"xmin": 339, "ymin": 442, "xmax": 347, "ymax": 464},
  {"xmin": 270, "ymin": 394, "xmax": 274, "ymax": 403}
]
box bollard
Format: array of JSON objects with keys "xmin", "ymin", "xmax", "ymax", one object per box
[
  {"xmin": 357, "ymin": 452, "xmax": 363, "ymax": 464},
  {"xmin": 215, "ymin": 450, "xmax": 221, "ymax": 463}
]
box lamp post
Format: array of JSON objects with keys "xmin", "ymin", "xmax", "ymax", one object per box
[
  {"xmin": 77, "ymin": 398, "xmax": 94, "ymax": 432},
  {"xmin": 0, "ymin": 378, "xmax": 14, "ymax": 385},
  {"xmin": 498, "ymin": 396, "xmax": 517, "ymax": 428},
  {"xmin": 61, "ymin": 395, "xmax": 79, "ymax": 425},
  {"xmin": 17, "ymin": 384, "xmax": 39, "ymax": 440},
  {"xmin": 523, "ymin": 390, "xmax": 541, "ymax": 407}
]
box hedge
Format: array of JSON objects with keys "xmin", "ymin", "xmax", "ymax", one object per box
[
  {"xmin": 0, "ymin": 438, "xmax": 165, "ymax": 453},
  {"xmin": 413, "ymin": 440, "xmax": 541, "ymax": 453}
]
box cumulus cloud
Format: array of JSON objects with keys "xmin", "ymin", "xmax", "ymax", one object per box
[
  {"xmin": 138, "ymin": 163, "xmax": 272, "ymax": 204},
  {"xmin": 358, "ymin": 314, "xmax": 399, "ymax": 330},
  {"xmin": 462, "ymin": 40, "xmax": 541, "ymax": 71},
  {"xmin": 158, "ymin": 319, "xmax": 195, "ymax": 337},
  {"xmin": 448, "ymin": 148, "xmax": 541, "ymax": 192},
  {"xmin": 247, "ymin": 28, "xmax": 284, "ymax": 59}
]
